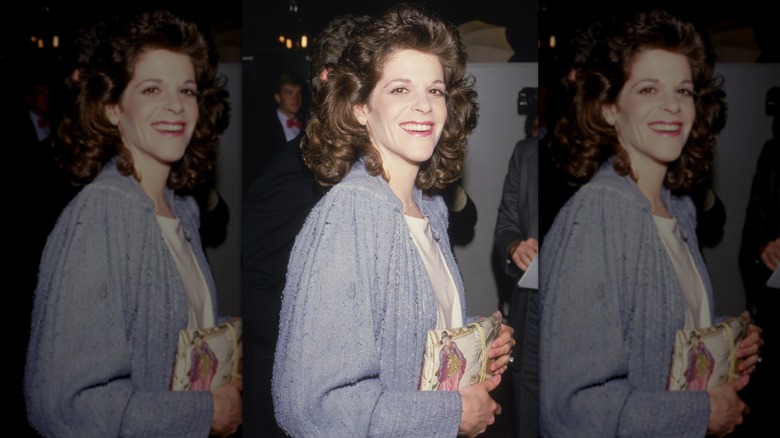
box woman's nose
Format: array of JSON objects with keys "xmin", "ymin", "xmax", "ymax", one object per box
[
  {"xmin": 166, "ymin": 92, "xmax": 184, "ymax": 113},
  {"xmin": 661, "ymin": 91, "xmax": 681, "ymax": 114},
  {"xmin": 413, "ymin": 93, "xmax": 433, "ymax": 114}
]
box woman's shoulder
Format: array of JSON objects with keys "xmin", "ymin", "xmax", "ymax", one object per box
[
  {"xmin": 545, "ymin": 165, "xmax": 652, "ymax": 249},
  {"xmin": 294, "ymin": 168, "xmax": 406, "ymax": 254},
  {"xmin": 565, "ymin": 173, "xmax": 648, "ymax": 216},
  {"xmin": 325, "ymin": 166, "xmax": 399, "ymax": 211},
  {"xmin": 585, "ymin": 164, "xmax": 643, "ymax": 198},
  {"xmin": 53, "ymin": 167, "xmax": 155, "ymax": 236},
  {"xmin": 79, "ymin": 164, "xmax": 152, "ymax": 208}
]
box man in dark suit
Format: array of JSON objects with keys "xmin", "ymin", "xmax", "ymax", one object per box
[
  {"xmin": 246, "ymin": 72, "xmax": 306, "ymax": 188},
  {"xmin": 495, "ymin": 130, "xmax": 539, "ymax": 437}
]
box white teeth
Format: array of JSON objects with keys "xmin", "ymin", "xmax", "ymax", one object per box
[
  {"xmin": 401, "ymin": 123, "xmax": 432, "ymax": 132},
  {"xmin": 153, "ymin": 123, "xmax": 184, "ymax": 132},
  {"xmin": 649, "ymin": 123, "xmax": 680, "ymax": 132}
]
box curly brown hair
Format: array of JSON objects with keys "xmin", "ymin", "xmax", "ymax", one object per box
[
  {"xmin": 308, "ymin": 14, "xmax": 371, "ymax": 94},
  {"xmin": 554, "ymin": 10, "xmax": 726, "ymax": 190},
  {"xmin": 302, "ymin": 3, "xmax": 478, "ymax": 191},
  {"xmin": 57, "ymin": 10, "xmax": 230, "ymax": 190}
]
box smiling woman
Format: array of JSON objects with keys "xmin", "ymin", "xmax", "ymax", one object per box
[
  {"xmin": 602, "ymin": 49, "xmax": 696, "ymax": 187},
  {"xmin": 24, "ymin": 10, "xmax": 241, "ymax": 438},
  {"xmin": 540, "ymin": 10, "xmax": 764, "ymax": 437},
  {"xmin": 105, "ymin": 49, "xmax": 200, "ymax": 210},
  {"xmin": 272, "ymin": 4, "xmax": 516, "ymax": 437},
  {"xmin": 353, "ymin": 49, "xmax": 448, "ymax": 196}
]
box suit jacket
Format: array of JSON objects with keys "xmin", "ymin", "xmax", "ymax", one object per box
[
  {"xmin": 495, "ymin": 138, "xmax": 539, "ymax": 279},
  {"xmin": 243, "ymin": 112, "xmax": 288, "ymax": 191},
  {"xmin": 494, "ymin": 138, "xmax": 540, "ymax": 437},
  {"xmin": 739, "ymin": 139, "xmax": 779, "ymax": 323}
]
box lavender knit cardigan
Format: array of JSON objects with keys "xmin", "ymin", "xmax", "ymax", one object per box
[
  {"xmin": 273, "ymin": 161, "xmax": 466, "ymax": 437},
  {"xmin": 539, "ymin": 162, "xmax": 714, "ymax": 437},
  {"xmin": 25, "ymin": 162, "xmax": 215, "ymax": 437}
]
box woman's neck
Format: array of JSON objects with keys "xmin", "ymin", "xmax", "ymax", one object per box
[
  {"xmin": 633, "ymin": 164, "xmax": 671, "ymax": 218},
  {"xmin": 136, "ymin": 161, "xmax": 175, "ymax": 218},
  {"xmin": 385, "ymin": 164, "xmax": 424, "ymax": 219},
  {"xmin": 620, "ymin": 145, "xmax": 673, "ymax": 218}
]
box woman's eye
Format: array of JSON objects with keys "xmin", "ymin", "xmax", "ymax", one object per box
[
  {"xmin": 181, "ymin": 88, "xmax": 198, "ymax": 97},
  {"xmin": 142, "ymin": 87, "xmax": 160, "ymax": 95},
  {"xmin": 429, "ymin": 88, "xmax": 445, "ymax": 96},
  {"xmin": 678, "ymin": 88, "xmax": 694, "ymax": 97},
  {"xmin": 391, "ymin": 87, "xmax": 407, "ymax": 94},
  {"xmin": 638, "ymin": 87, "xmax": 656, "ymax": 94}
]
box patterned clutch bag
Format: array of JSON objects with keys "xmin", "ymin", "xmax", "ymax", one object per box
[
  {"xmin": 419, "ymin": 312, "xmax": 501, "ymax": 391},
  {"xmin": 667, "ymin": 313, "xmax": 750, "ymax": 391},
  {"xmin": 171, "ymin": 318, "xmax": 243, "ymax": 391}
]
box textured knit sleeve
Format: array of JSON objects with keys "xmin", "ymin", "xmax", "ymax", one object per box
[
  {"xmin": 539, "ymin": 185, "xmax": 710, "ymax": 438},
  {"xmin": 273, "ymin": 186, "xmax": 462, "ymax": 438},
  {"xmin": 25, "ymin": 185, "xmax": 212, "ymax": 438}
]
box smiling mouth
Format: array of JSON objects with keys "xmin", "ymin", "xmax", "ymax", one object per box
[
  {"xmin": 400, "ymin": 122, "xmax": 433, "ymax": 133},
  {"xmin": 648, "ymin": 122, "xmax": 682, "ymax": 133},
  {"xmin": 152, "ymin": 122, "xmax": 186, "ymax": 133}
]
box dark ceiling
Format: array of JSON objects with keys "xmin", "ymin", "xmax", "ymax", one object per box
[
  {"xmin": 8, "ymin": 0, "xmax": 777, "ymax": 92},
  {"xmin": 10, "ymin": 1, "xmax": 528, "ymax": 79}
]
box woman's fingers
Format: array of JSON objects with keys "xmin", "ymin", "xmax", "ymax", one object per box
[{"xmin": 736, "ymin": 324, "xmax": 763, "ymax": 372}]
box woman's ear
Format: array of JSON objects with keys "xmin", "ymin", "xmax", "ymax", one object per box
[
  {"xmin": 602, "ymin": 103, "xmax": 617, "ymax": 126},
  {"xmin": 105, "ymin": 104, "xmax": 120, "ymax": 126},
  {"xmin": 353, "ymin": 104, "xmax": 368, "ymax": 126}
]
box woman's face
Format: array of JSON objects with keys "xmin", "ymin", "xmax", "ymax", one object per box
[
  {"xmin": 354, "ymin": 49, "xmax": 447, "ymax": 178},
  {"xmin": 107, "ymin": 49, "xmax": 199, "ymax": 176},
  {"xmin": 603, "ymin": 49, "xmax": 695, "ymax": 176}
]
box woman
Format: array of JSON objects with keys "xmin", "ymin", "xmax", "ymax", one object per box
[
  {"xmin": 540, "ymin": 11, "xmax": 762, "ymax": 437},
  {"xmin": 272, "ymin": 4, "xmax": 513, "ymax": 437},
  {"xmin": 24, "ymin": 11, "xmax": 241, "ymax": 437}
]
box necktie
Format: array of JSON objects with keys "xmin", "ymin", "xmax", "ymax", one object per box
[{"xmin": 286, "ymin": 118, "xmax": 301, "ymax": 129}]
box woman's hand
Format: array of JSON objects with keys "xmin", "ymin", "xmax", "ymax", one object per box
[
  {"xmin": 736, "ymin": 313, "xmax": 763, "ymax": 375},
  {"xmin": 706, "ymin": 375, "xmax": 749, "ymax": 437},
  {"xmin": 459, "ymin": 375, "xmax": 501, "ymax": 437},
  {"xmin": 210, "ymin": 381, "xmax": 243, "ymax": 437},
  {"xmin": 488, "ymin": 321, "xmax": 515, "ymax": 375}
]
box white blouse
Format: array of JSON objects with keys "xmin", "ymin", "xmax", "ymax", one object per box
[
  {"xmin": 654, "ymin": 215, "xmax": 711, "ymax": 329},
  {"xmin": 157, "ymin": 215, "xmax": 215, "ymax": 329},
  {"xmin": 405, "ymin": 215, "xmax": 463, "ymax": 329}
]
